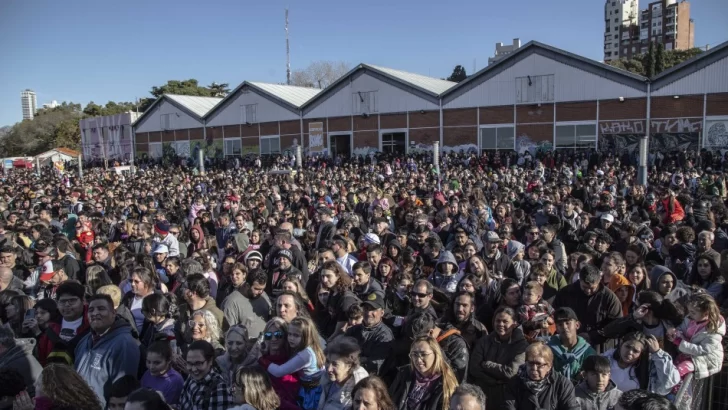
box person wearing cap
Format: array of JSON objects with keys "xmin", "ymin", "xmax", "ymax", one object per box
[
  {"xmin": 37, "ymin": 259, "xmax": 70, "ymax": 300},
  {"xmin": 315, "ymin": 206, "xmax": 336, "ymax": 249},
  {"xmin": 152, "ymin": 244, "xmax": 170, "ymax": 284},
  {"xmin": 345, "ymin": 291, "xmax": 394, "ymax": 375},
  {"xmin": 547, "ymin": 307, "xmax": 596, "ymax": 381},
  {"xmin": 371, "ymin": 217, "xmax": 396, "ymax": 249},
  {"xmin": 481, "ymin": 231, "xmax": 510, "ymax": 279},
  {"xmin": 153, "ymin": 220, "xmax": 180, "ymax": 258},
  {"xmin": 269, "ymin": 248, "xmax": 303, "ymax": 299}
]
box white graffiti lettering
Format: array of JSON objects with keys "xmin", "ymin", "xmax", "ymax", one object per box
[
  {"xmin": 599, "ymin": 121, "xmax": 644, "ymax": 134},
  {"xmin": 651, "ymin": 118, "xmax": 702, "ymax": 134}
]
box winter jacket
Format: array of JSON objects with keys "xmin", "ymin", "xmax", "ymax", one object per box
[
  {"xmin": 74, "ymin": 319, "xmax": 141, "ymax": 408},
  {"xmin": 481, "ymin": 249, "xmax": 511, "ymax": 279},
  {"xmin": 429, "ymin": 251, "xmax": 463, "ymax": 295},
  {"xmin": 675, "ymin": 316, "xmax": 727, "ymax": 379},
  {"xmin": 648, "ymin": 266, "xmax": 691, "ymax": 304},
  {"xmin": 436, "ymin": 323, "xmax": 469, "ymax": 383},
  {"xmin": 389, "ymin": 365, "xmax": 444, "ymax": 410},
  {"xmin": 453, "ymin": 315, "xmax": 488, "ymax": 349},
  {"xmin": 39, "ymin": 311, "xmax": 91, "ymax": 366},
  {"xmin": 317, "ymin": 366, "xmax": 369, "ymax": 410},
  {"xmin": 547, "ymin": 335, "xmax": 596, "ymax": 381},
  {"xmin": 469, "ymin": 327, "xmax": 528, "ymax": 409},
  {"xmin": 345, "ymin": 320, "xmax": 394, "ymax": 376},
  {"xmin": 0, "ymin": 338, "xmax": 42, "ymax": 397},
  {"xmin": 574, "ymin": 380, "xmax": 622, "ymax": 410},
  {"xmin": 504, "ymin": 367, "xmax": 579, "ymax": 410},
  {"xmin": 602, "ymin": 347, "xmax": 680, "ymax": 396}
]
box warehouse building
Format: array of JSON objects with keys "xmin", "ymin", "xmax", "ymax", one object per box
[{"xmin": 129, "ymin": 39, "xmax": 728, "ymax": 161}]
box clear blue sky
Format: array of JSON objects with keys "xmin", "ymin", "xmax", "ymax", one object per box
[{"xmin": 1, "ymin": 0, "xmax": 726, "ymax": 127}]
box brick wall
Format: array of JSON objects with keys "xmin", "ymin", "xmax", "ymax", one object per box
[
  {"xmin": 328, "ymin": 117, "xmax": 351, "ymax": 132},
  {"xmin": 599, "ymin": 98, "xmax": 646, "ymax": 120},
  {"xmin": 556, "ymin": 102, "xmax": 597, "ymax": 122},
  {"xmin": 353, "ymin": 131, "xmax": 378, "ymax": 149},
  {"xmin": 707, "ymin": 93, "xmax": 728, "ymax": 116},
  {"xmin": 651, "ymin": 95, "xmax": 703, "ymax": 118},
  {"xmin": 223, "ymin": 125, "xmax": 240, "ymax": 138},
  {"xmin": 280, "ymin": 120, "xmax": 300, "ymax": 135},
  {"xmin": 136, "ymin": 133, "xmax": 149, "ymax": 143},
  {"xmin": 189, "ymin": 128, "xmax": 204, "ymax": 140},
  {"xmin": 380, "ymin": 113, "xmax": 407, "ymax": 129},
  {"xmin": 353, "ymin": 115, "xmax": 378, "ymax": 131},
  {"xmin": 240, "ymin": 123, "xmax": 258, "ymax": 138},
  {"xmin": 259, "ymin": 122, "xmax": 278, "ymax": 136},
  {"xmin": 175, "ymin": 129, "xmax": 189, "ymax": 140},
  {"xmin": 148, "ymin": 132, "xmax": 161, "ymax": 143},
  {"xmin": 516, "ymin": 124, "xmax": 553, "ymax": 144},
  {"xmin": 479, "ymin": 106, "xmax": 513, "ymax": 124},
  {"xmin": 443, "ymin": 108, "xmax": 477, "ymax": 127},
  {"xmin": 409, "ymin": 128, "xmax": 439, "ymax": 145},
  {"xmin": 409, "ymin": 111, "xmax": 439, "ymax": 128},
  {"xmin": 207, "ymin": 127, "xmax": 222, "ymax": 140},
  {"xmin": 516, "ymin": 104, "xmax": 554, "ymax": 124},
  {"xmin": 443, "ymin": 126, "xmax": 477, "ymax": 147}
]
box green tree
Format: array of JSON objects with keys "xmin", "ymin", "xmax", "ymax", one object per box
[
  {"xmin": 447, "ymin": 65, "xmax": 468, "ymax": 82},
  {"xmin": 645, "ymin": 42, "xmax": 656, "ymax": 77},
  {"xmin": 0, "ymin": 102, "xmax": 83, "ymax": 157},
  {"xmin": 138, "ymin": 79, "xmax": 220, "ymax": 111},
  {"xmin": 607, "ymin": 46, "xmax": 704, "ymax": 77},
  {"xmin": 655, "ymin": 43, "xmax": 665, "ymax": 74},
  {"xmin": 207, "ymin": 82, "xmax": 230, "ymax": 97}
]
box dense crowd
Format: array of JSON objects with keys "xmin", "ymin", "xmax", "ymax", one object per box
[{"xmin": 0, "ymin": 148, "xmax": 727, "ymax": 410}]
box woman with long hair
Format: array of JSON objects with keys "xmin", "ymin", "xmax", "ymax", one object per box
[
  {"xmin": 384, "ymin": 272, "xmax": 413, "ymax": 317},
  {"xmin": 389, "ymin": 336, "xmax": 458, "ymax": 410},
  {"xmin": 28, "ymin": 364, "xmax": 103, "ymax": 410},
  {"xmin": 230, "ymin": 367, "xmax": 281, "ymax": 410},
  {"xmin": 316, "ymin": 261, "xmax": 358, "ymax": 338},
  {"xmin": 4, "ymin": 294, "xmax": 34, "ymax": 337},
  {"xmin": 20, "ymin": 298, "xmax": 61, "ymax": 358},
  {"xmin": 84, "ymin": 265, "xmax": 113, "ymax": 296},
  {"xmin": 627, "ymin": 262, "xmax": 651, "ymax": 298},
  {"xmin": 689, "ymin": 255, "xmax": 725, "ymax": 300},
  {"xmin": 352, "ymin": 376, "xmax": 396, "ymax": 410},
  {"xmin": 281, "ymin": 277, "xmax": 315, "ymax": 313},
  {"xmin": 187, "ymin": 224, "xmax": 206, "ymax": 256},
  {"xmin": 261, "ymin": 316, "xmax": 326, "ymax": 410},
  {"xmin": 254, "ymin": 317, "xmax": 299, "ymax": 410}
]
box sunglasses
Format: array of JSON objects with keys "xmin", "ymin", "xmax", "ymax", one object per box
[
  {"xmin": 410, "ymin": 291, "xmax": 430, "ymax": 299},
  {"xmin": 264, "ymin": 331, "xmax": 285, "ymax": 340}
]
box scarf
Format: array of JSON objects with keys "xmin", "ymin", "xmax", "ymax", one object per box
[
  {"xmin": 407, "ymin": 371, "xmax": 440, "ymax": 410},
  {"xmin": 518, "ymin": 364, "xmax": 550, "ymax": 396}
]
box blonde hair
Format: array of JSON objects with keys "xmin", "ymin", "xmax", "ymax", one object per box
[
  {"xmin": 289, "ymin": 316, "xmax": 325, "ymax": 366},
  {"xmin": 263, "ymin": 317, "xmax": 289, "ymax": 355},
  {"xmin": 409, "ymin": 336, "xmax": 458, "ymax": 409},
  {"xmin": 233, "ymin": 367, "xmax": 280, "ymax": 410},
  {"xmin": 95, "ymin": 285, "xmax": 121, "ymax": 307},
  {"xmin": 191, "ymin": 309, "xmax": 221, "ymax": 344},
  {"xmin": 525, "ymin": 341, "xmax": 554, "ymax": 364},
  {"xmin": 689, "ymin": 293, "xmax": 722, "ymax": 333}
]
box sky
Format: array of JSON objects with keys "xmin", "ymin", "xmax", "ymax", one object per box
[{"xmin": 0, "ymin": 0, "xmax": 726, "ymax": 127}]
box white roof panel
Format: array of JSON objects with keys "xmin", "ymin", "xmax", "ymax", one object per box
[
  {"xmin": 247, "ymin": 82, "xmax": 321, "ymax": 107},
  {"xmin": 364, "ymin": 64, "xmax": 457, "ymax": 95},
  {"xmin": 165, "ymin": 95, "xmax": 223, "ymax": 118}
]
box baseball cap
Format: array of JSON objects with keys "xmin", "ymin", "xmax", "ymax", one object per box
[
  {"xmin": 601, "ymin": 214, "xmax": 615, "ymax": 223},
  {"xmin": 39, "ymin": 260, "xmax": 56, "ymax": 283},
  {"xmin": 153, "ymin": 244, "xmax": 169, "ymax": 254},
  {"xmin": 361, "ymin": 292, "xmax": 385, "ymax": 310},
  {"xmin": 485, "ymin": 231, "xmax": 500, "ymax": 242},
  {"xmin": 553, "ymin": 307, "xmax": 579, "ymax": 323}
]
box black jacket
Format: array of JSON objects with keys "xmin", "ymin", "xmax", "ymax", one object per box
[
  {"xmin": 504, "ymin": 368, "xmax": 579, "ymax": 410},
  {"xmin": 345, "ymin": 320, "xmax": 394, "ymax": 376},
  {"xmin": 389, "ymin": 365, "xmax": 444, "ymax": 410},
  {"xmin": 436, "ymin": 323, "xmax": 469, "ymax": 383},
  {"xmin": 452, "ymin": 315, "xmax": 488, "ymax": 349},
  {"xmin": 315, "ymin": 221, "xmax": 336, "ymax": 249}
]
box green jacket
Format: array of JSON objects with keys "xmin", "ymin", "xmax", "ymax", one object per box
[{"xmin": 547, "ymin": 335, "xmax": 596, "ymax": 381}]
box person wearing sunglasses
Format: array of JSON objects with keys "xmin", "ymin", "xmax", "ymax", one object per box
[{"xmin": 248, "ymin": 318, "xmax": 300, "ymax": 410}]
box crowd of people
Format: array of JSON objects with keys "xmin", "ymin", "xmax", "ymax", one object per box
[{"xmin": 0, "ymin": 147, "xmax": 727, "ymax": 410}]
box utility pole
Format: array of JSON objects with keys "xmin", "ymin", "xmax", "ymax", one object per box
[{"xmin": 286, "ymin": 8, "xmax": 291, "ymax": 85}]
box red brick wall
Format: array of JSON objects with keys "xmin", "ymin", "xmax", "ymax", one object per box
[
  {"xmin": 162, "ymin": 131, "xmax": 175, "ymax": 142},
  {"xmin": 353, "ymin": 115, "xmax": 378, "ymax": 131},
  {"xmin": 443, "ymin": 126, "xmax": 477, "ymax": 147},
  {"xmin": 136, "ymin": 133, "xmax": 149, "ymax": 143},
  {"xmin": 175, "ymin": 129, "xmax": 189, "ymax": 140},
  {"xmin": 556, "ymin": 102, "xmax": 597, "ymax": 122},
  {"xmin": 516, "ymin": 124, "xmax": 553, "ymax": 143},
  {"xmin": 240, "ymin": 124, "xmax": 258, "ymax": 137},
  {"xmin": 480, "ymin": 106, "xmax": 513, "ymax": 124},
  {"xmin": 207, "ymin": 127, "xmax": 222, "ymax": 140},
  {"xmin": 353, "ymin": 131, "xmax": 378, "ymax": 149},
  {"xmin": 136, "ymin": 142, "xmax": 148, "ymax": 153},
  {"xmin": 707, "ymin": 93, "xmax": 728, "ymax": 116},
  {"xmin": 259, "ymin": 122, "xmax": 278, "ymax": 136},
  {"xmin": 280, "ymin": 120, "xmax": 300, "ymax": 135},
  {"xmin": 280, "ymin": 135, "xmax": 295, "ymax": 150},
  {"xmin": 651, "ymin": 95, "xmax": 704, "ymax": 118},
  {"xmin": 444, "ymin": 108, "xmax": 477, "ymax": 127},
  {"xmin": 409, "ymin": 128, "xmax": 439, "ymax": 145},
  {"xmin": 516, "ymin": 104, "xmax": 554, "ymax": 124},
  {"xmin": 148, "ymin": 132, "xmax": 161, "ymax": 143},
  {"xmin": 223, "ymin": 125, "xmax": 240, "ymax": 138},
  {"xmin": 409, "ymin": 111, "xmax": 439, "ymax": 128},
  {"xmin": 189, "ymin": 128, "xmax": 204, "ymax": 140},
  {"xmin": 379, "ymin": 113, "xmax": 407, "ymax": 129},
  {"xmin": 599, "ymin": 98, "xmax": 647, "ymax": 120},
  {"xmin": 242, "ymin": 137, "xmax": 259, "ymax": 152},
  {"xmin": 328, "ymin": 117, "xmax": 351, "ymax": 132}
]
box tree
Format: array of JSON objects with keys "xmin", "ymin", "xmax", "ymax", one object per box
[
  {"xmin": 0, "ymin": 103, "xmax": 83, "ymax": 157},
  {"xmin": 645, "ymin": 42, "xmax": 656, "ymax": 78},
  {"xmin": 207, "ymin": 82, "xmax": 230, "ymax": 97},
  {"xmin": 606, "ymin": 46, "xmax": 704, "ymax": 77},
  {"xmin": 138, "ymin": 79, "xmax": 223, "ymax": 112},
  {"xmin": 290, "ymin": 61, "xmax": 350, "ymax": 89},
  {"xmin": 655, "ymin": 43, "xmax": 665, "ymax": 74},
  {"xmin": 447, "ymin": 65, "xmax": 468, "ymax": 82}
]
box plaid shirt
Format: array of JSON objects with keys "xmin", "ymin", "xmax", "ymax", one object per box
[{"xmin": 179, "ymin": 370, "xmax": 232, "ymax": 410}]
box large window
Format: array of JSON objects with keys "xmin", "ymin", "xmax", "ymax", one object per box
[
  {"xmin": 149, "ymin": 142, "xmax": 163, "ymax": 159},
  {"xmin": 381, "ymin": 132, "xmax": 406, "ymax": 154},
  {"xmin": 479, "ymin": 126, "xmax": 515, "ymax": 151},
  {"xmin": 555, "ymin": 123, "xmax": 597, "ymax": 150},
  {"xmin": 353, "ymin": 91, "xmax": 378, "ymax": 114},
  {"xmin": 515, "ymin": 75, "xmax": 554, "ymax": 103},
  {"xmin": 224, "ymin": 138, "xmax": 242, "ymax": 157},
  {"xmin": 260, "ymin": 136, "xmax": 281, "ymax": 155},
  {"xmin": 241, "ymin": 104, "xmax": 257, "ymax": 124},
  {"xmin": 160, "ymin": 114, "xmax": 174, "ymax": 130}
]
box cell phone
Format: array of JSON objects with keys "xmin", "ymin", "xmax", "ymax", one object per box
[{"xmin": 25, "ymin": 308, "xmax": 35, "ymax": 320}]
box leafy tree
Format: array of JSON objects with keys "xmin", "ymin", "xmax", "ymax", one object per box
[
  {"xmin": 0, "ymin": 103, "xmax": 83, "ymax": 156},
  {"xmin": 290, "ymin": 61, "xmax": 350, "ymax": 89},
  {"xmin": 138, "ymin": 79, "xmax": 223, "ymax": 111},
  {"xmin": 606, "ymin": 46, "xmax": 704, "ymax": 77},
  {"xmin": 645, "ymin": 42, "xmax": 656, "ymax": 78},
  {"xmin": 447, "ymin": 65, "xmax": 468, "ymax": 82},
  {"xmin": 655, "ymin": 43, "xmax": 665, "ymax": 74},
  {"xmin": 208, "ymin": 82, "xmax": 230, "ymax": 97}
]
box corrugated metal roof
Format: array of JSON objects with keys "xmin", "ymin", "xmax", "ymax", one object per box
[
  {"xmin": 247, "ymin": 82, "xmax": 321, "ymax": 107},
  {"xmin": 364, "ymin": 64, "xmax": 457, "ymax": 95},
  {"xmin": 165, "ymin": 95, "xmax": 223, "ymax": 118}
]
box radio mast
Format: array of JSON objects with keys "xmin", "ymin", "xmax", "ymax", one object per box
[{"xmin": 286, "ymin": 8, "xmax": 291, "ymax": 85}]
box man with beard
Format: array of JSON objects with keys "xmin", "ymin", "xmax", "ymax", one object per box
[
  {"xmin": 442, "ymin": 291, "xmax": 487, "ymax": 348},
  {"xmin": 221, "ymin": 270, "xmax": 271, "ymax": 338},
  {"xmin": 481, "ymin": 231, "xmax": 510, "ymax": 279},
  {"xmin": 345, "ymin": 292, "xmax": 394, "ymax": 375}
]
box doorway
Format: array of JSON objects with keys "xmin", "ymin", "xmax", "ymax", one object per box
[
  {"xmin": 380, "ymin": 131, "xmax": 407, "ymax": 155},
  {"xmin": 329, "ymin": 134, "xmax": 352, "ymax": 158}
]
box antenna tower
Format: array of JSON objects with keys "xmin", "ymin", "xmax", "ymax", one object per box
[{"xmin": 286, "ymin": 8, "xmax": 291, "ymax": 85}]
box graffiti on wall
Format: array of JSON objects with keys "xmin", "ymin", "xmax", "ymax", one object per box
[
  {"xmin": 517, "ymin": 134, "xmax": 552, "ymax": 155},
  {"xmin": 598, "ymin": 133, "xmax": 700, "ymax": 154},
  {"xmin": 600, "ymin": 120, "xmax": 645, "ymax": 135},
  {"xmin": 651, "ymin": 118, "xmax": 702, "ymax": 133},
  {"xmin": 442, "ymin": 144, "xmax": 479, "ymax": 154},
  {"xmin": 704, "ymin": 120, "xmax": 728, "ymax": 150}
]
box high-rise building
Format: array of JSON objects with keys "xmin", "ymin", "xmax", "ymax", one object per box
[
  {"xmin": 603, "ymin": 0, "xmax": 640, "ymax": 61},
  {"xmin": 604, "ymin": 0, "xmax": 695, "ymax": 62},
  {"xmin": 488, "ymin": 39, "xmax": 521, "ymax": 65},
  {"xmin": 21, "ymin": 89, "xmax": 37, "ymax": 120}
]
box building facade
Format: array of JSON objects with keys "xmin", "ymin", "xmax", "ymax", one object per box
[
  {"xmin": 21, "ymin": 89, "xmax": 37, "ymax": 120},
  {"xmin": 79, "ymin": 112, "xmax": 142, "ymax": 161},
  {"xmin": 604, "ymin": 0, "xmax": 639, "ymax": 61},
  {"xmin": 489, "ymin": 39, "xmax": 522, "ymax": 65},
  {"xmin": 128, "ymin": 40, "xmax": 728, "ymax": 162}
]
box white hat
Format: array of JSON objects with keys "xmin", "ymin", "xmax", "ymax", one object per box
[
  {"xmin": 153, "ymin": 244, "xmax": 169, "ymax": 254},
  {"xmin": 601, "ymin": 214, "xmax": 615, "ymax": 223}
]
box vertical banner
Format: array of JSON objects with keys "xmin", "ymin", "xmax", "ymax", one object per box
[{"xmin": 308, "ymin": 122, "xmax": 324, "ymax": 154}]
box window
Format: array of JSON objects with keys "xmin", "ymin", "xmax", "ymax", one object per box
[
  {"xmin": 614, "ymin": 35, "xmax": 618, "ymax": 39},
  {"xmin": 614, "ymin": 18, "xmax": 618, "ymax": 22},
  {"xmin": 623, "ymin": 48, "xmax": 628, "ymax": 54},
  {"xmin": 632, "ymin": 47, "xmax": 636, "ymax": 52},
  {"xmin": 260, "ymin": 136, "xmax": 280, "ymax": 156},
  {"xmin": 149, "ymin": 142, "xmax": 163, "ymax": 159},
  {"xmin": 353, "ymin": 91, "xmax": 378, "ymax": 114},
  {"xmin": 160, "ymin": 114, "xmax": 174, "ymax": 130},
  {"xmin": 555, "ymin": 124, "xmax": 597, "ymax": 150},
  {"xmin": 224, "ymin": 138, "xmax": 242, "ymax": 157},
  {"xmin": 479, "ymin": 126, "xmax": 515, "ymax": 151},
  {"xmin": 515, "ymin": 75, "xmax": 554, "ymax": 103},
  {"xmin": 606, "ymin": 27, "xmax": 610, "ymax": 32},
  {"xmin": 241, "ymin": 104, "xmax": 257, "ymax": 124},
  {"xmin": 381, "ymin": 132, "xmax": 406, "ymax": 154}
]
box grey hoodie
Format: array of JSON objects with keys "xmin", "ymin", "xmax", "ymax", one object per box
[
  {"xmin": 574, "ymin": 380, "xmax": 622, "ymax": 410},
  {"xmin": 430, "ymin": 250, "xmax": 462, "ymax": 294},
  {"xmin": 0, "ymin": 338, "xmax": 42, "ymax": 397},
  {"xmin": 649, "ymin": 265, "xmax": 690, "ymax": 304}
]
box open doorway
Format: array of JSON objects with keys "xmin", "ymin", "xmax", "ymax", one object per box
[
  {"xmin": 380, "ymin": 130, "xmax": 407, "ymax": 155},
  {"xmin": 329, "ymin": 134, "xmax": 352, "ymax": 158}
]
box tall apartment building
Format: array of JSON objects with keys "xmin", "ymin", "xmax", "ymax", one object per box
[
  {"xmin": 604, "ymin": 0, "xmax": 695, "ymax": 62},
  {"xmin": 21, "ymin": 89, "xmax": 37, "ymax": 120},
  {"xmin": 488, "ymin": 39, "xmax": 521, "ymax": 65},
  {"xmin": 604, "ymin": 0, "xmax": 640, "ymax": 61}
]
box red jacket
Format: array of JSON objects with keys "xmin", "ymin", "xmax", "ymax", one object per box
[
  {"xmin": 661, "ymin": 197, "xmax": 685, "ymax": 224},
  {"xmin": 37, "ymin": 309, "xmax": 90, "ymax": 367}
]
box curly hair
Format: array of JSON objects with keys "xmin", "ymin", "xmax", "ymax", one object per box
[{"xmin": 38, "ymin": 364, "xmax": 103, "ymax": 410}]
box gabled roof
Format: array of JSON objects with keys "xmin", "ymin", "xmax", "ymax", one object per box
[
  {"xmin": 651, "ymin": 40, "xmax": 728, "ymax": 90},
  {"xmin": 36, "ymin": 147, "xmax": 80, "ymax": 158},
  {"xmin": 301, "ymin": 64, "xmax": 456, "ymax": 113},
  {"xmin": 133, "ymin": 94, "xmax": 223, "ymax": 128},
  {"xmin": 442, "ymin": 40, "xmax": 648, "ymax": 103},
  {"xmin": 204, "ymin": 82, "xmax": 321, "ymax": 120}
]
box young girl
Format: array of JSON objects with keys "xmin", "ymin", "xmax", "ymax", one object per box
[
  {"xmin": 260, "ymin": 316, "xmax": 326, "ymax": 410},
  {"xmin": 141, "ymin": 340, "xmax": 185, "ymax": 406},
  {"xmin": 668, "ymin": 293, "xmax": 726, "ymax": 391}
]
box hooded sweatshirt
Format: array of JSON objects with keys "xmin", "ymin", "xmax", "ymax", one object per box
[
  {"xmin": 187, "ymin": 225, "xmax": 206, "ymax": 256},
  {"xmin": 649, "ymin": 265, "xmax": 690, "ymax": 304},
  {"xmin": 429, "ymin": 250, "xmax": 462, "ymax": 294},
  {"xmin": 574, "ymin": 380, "xmax": 622, "ymax": 410},
  {"xmin": 606, "ymin": 273, "xmax": 634, "ymax": 316},
  {"xmin": 74, "ymin": 319, "xmax": 141, "ymax": 408},
  {"xmin": 547, "ymin": 335, "xmax": 596, "ymax": 381},
  {"xmin": 505, "ymin": 240, "xmax": 530, "ymax": 285}
]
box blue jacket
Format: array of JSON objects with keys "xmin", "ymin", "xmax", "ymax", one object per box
[{"xmin": 74, "ymin": 319, "xmax": 140, "ymax": 407}]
